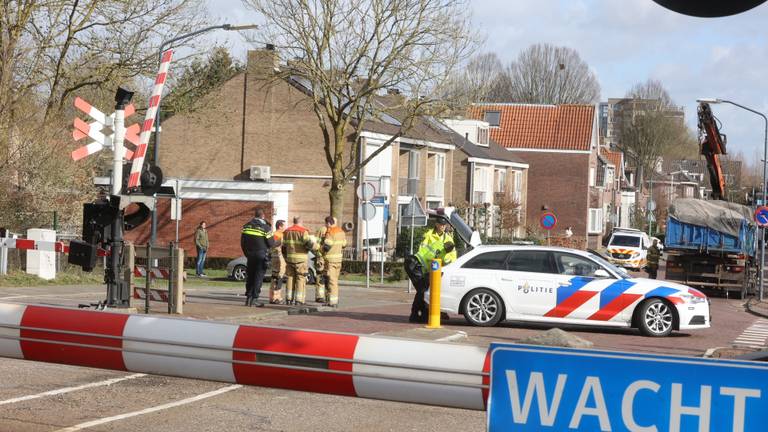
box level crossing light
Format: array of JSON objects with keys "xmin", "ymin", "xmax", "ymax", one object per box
[
  {"xmin": 698, "ymin": 98, "xmax": 768, "ymax": 301},
  {"xmin": 150, "ymin": 23, "xmax": 258, "ymax": 245}
]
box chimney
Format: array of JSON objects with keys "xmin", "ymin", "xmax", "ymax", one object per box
[{"xmin": 247, "ymin": 44, "xmax": 279, "ymax": 79}]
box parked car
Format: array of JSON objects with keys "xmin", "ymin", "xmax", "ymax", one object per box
[
  {"xmin": 226, "ymin": 251, "xmax": 317, "ymax": 284},
  {"xmin": 434, "ymin": 245, "xmax": 710, "ymax": 337}
]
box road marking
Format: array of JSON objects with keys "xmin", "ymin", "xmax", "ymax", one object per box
[
  {"xmin": 0, "ymin": 374, "xmax": 146, "ymax": 406},
  {"xmin": 733, "ymin": 319, "xmax": 768, "ymax": 348},
  {"xmin": 53, "ymin": 384, "xmax": 242, "ymax": 431}
]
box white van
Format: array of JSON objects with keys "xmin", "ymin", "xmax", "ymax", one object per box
[{"xmin": 606, "ymin": 228, "xmax": 651, "ymax": 270}]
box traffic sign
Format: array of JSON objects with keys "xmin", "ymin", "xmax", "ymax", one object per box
[
  {"xmin": 755, "ymin": 206, "xmax": 768, "ymax": 227},
  {"xmin": 539, "ymin": 212, "xmax": 557, "ymax": 230},
  {"xmin": 359, "ymin": 202, "xmax": 376, "ymax": 221},
  {"xmin": 647, "ymin": 200, "xmax": 657, "ymax": 212},
  {"xmin": 488, "ymin": 344, "xmax": 768, "ymax": 432},
  {"xmin": 401, "ymin": 196, "xmax": 427, "ymax": 227},
  {"xmin": 356, "ymin": 182, "xmax": 375, "ymax": 201}
]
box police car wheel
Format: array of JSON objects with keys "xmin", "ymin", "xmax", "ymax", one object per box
[
  {"xmin": 637, "ymin": 298, "xmax": 674, "ymax": 337},
  {"xmin": 232, "ymin": 265, "xmax": 247, "ymax": 282},
  {"xmin": 462, "ymin": 288, "xmax": 504, "ymax": 327}
]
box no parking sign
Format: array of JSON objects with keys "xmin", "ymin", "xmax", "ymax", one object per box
[
  {"xmin": 755, "ymin": 206, "xmax": 768, "ymax": 227},
  {"xmin": 540, "ymin": 212, "xmax": 557, "ymax": 231}
]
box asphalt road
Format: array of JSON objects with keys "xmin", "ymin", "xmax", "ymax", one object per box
[{"xmin": 0, "ymin": 273, "xmax": 764, "ymax": 431}]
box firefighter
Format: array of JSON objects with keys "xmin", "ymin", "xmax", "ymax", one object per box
[
  {"xmin": 646, "ymin": 238, "xmax": 661, "ymax": 280},
  {"xmin": 269, "ymin": 220, "xmax": 286, "ymax": 304},
  {"xmin": 241, "ymin": 209, "xmax": 275, "ymax": 307},
  {"xmin": 282, "ymin": 216, "xmax": 316, "ymax": 305},
  {"xmin": 313, "ymin": 224, "xmax": 328, "ymax": 302},
  {"xmin": 405, "ymin": 220, "xmax": 457, "ymax": 323},
  {"xmin": 322, "ymin": 216, "xmax": 347, "ymax": 307}
]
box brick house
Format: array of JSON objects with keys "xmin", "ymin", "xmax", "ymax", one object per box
[
  {"xmin": 127, "ymin": 47, "xmax": 462, "ymax": 258},
  {"xmin": 442, "ymin": 118, "xmax": 529, "ymax": 238},
  {"xmin": 468, "ymin": 103, "xmax": 607, "ymax": 249}
]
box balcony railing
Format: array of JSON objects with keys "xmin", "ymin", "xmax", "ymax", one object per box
[
  {"xmin": 398, "ymin": 177, "xmax": 419, "ymax": 196},
  {"xmin": 426, "ymin": 179, "xmax": 444, "ymax": 197}
]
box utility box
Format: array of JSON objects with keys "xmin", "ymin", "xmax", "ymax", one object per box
[{"xmin": 26, "ymin": 229, "xmax": 56, "ymax": 280}]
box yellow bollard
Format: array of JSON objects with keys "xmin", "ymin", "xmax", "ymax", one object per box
[{"xmin": 426, "ymin": 258, "xmax": 442, "ymax": 329}]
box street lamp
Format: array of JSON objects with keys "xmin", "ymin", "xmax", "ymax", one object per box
[
  {"xmin": 698, "ymin": 98, "xmax": 768, "ymax": 300},
  {"xmin": 150, "ymin": 23, "xmax": 258, "ymax": 245}
]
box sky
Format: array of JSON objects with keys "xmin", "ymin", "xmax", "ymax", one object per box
[{"xmin": 202, "ymin": 0, "xmax": 768, "ymax": 161}]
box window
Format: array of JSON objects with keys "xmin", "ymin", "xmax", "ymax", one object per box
[
  {"xmin": 463, "ymin": 251, "xmax": 509, "ymax": 270},
  {"xmin": 484, "ymin": 111, "xmax": 501, "ymax": 127},
  {"xmin": 512, "ymin": 171, "xmax": 523, "ymax": 202},
  {"xmin": 507, "ymin": 250, "xmax": 556, "ymax": 274},
  {"xmin": 408, "ymin": 151, "xmax": 420, "ymax": 179},
  {"xmin": 589, "ymin": 167, "xmax": 596, "ymax": 187},
  {"xmin": 477, "ymin": 127, "xmax": 489, "ymax": 145},
  {"xmin": 426, "ymin": 200, "xmax": 442, "ymax": 210},
  {"xmin": 495, "ymin": 169, "xmax": 506, "ymax": 193},
  {"xmin": 588, "ymin": 208, "xmax": 604, "ymax": 234},
  {"xmin": 473, "ymin": 166, "xmax": 492, "ymax": 203},
  {"xmin": 434, "ymin": 153, "xmax": 445, "ymax": 180},
  {"xmin": 553, "ymin": 253, "xmax": 603, "ymax": 277},
  {"xmin": 609, "ymin": 235, "xmax": 640, "ymax": 247}
]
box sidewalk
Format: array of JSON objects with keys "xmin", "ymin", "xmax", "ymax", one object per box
[{"xmin": 746, "ymin": 297, "xmax": 768, "ymax": 319}]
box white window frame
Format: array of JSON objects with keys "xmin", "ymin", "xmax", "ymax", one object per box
[
  {"xmin": 432, "ymin": 152, "xmax": 445, "ymax": 180},
  {"xmin": 495, "ymin": 168, "xmax": 506, "ymax": 193},
  {"xmin": 589, "ymin": 167, "xmax": 596, "ymax": 187},
  {"xmin": 588, "ymin": 208, "xmax": 604, "ymax": 234}
]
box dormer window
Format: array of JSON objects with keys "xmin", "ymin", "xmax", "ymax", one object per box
[{"xmin": 484, "ymin": 111, "xmax": 500, "ymax": 127}]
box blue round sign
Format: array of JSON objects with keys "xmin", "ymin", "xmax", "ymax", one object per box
[
  {"xmin": 540, "ymin": 212, "xmax": 557, "ymax": 231},
  {"xmin": 755, "ymin": 206, "xmax": 768, "ymax": 227},
  {"xmin": 431, "ymin": 260, "xmax": 440, "ymax": 271}
]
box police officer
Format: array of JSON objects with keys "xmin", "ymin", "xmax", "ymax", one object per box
[
  {"xmin": 269, "ymin": 220, "xmax": 286, "ymax": 304},
  {"xmin": 322, "ymin": 216, "xmax": 347, "ymax": 307},
  {"xmin": 241, "ymin": 209, "xmax": 275, "ymax": 307},
  {"xmin": 313, "ymin": 224, "xmax": 328, "ymax": 302},
  {"xmin": 405, "ymin": 220, "xmax": 457, "ymax": 323},
  {"xmin": 646, "ymin": 238, "xmax": 661, "ymax": 280},
  {"xmin": 282, "ymin": 216, "xmax": 316, "ymax": 305}
]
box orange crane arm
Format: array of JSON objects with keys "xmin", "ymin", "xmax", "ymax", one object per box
[{"xmin": 698, "ymin": 102, "xmax": 727, "ymax": 200}]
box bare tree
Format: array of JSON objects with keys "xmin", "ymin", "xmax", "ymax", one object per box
[
  {"xmin": 0, "ymin": 0, "xmax": 207, "ymax": 232},
  {"xmin": 244, "ymin": 0, "xmax": 477, "ymax": 220},
  {"xmin": 615, "ymin": 79, "xmax": 692, "ymax": 190},
  {"xmin": 503, "ymin": 43, "xmax": 600, "ymax": 105},
  {"xmin": 626, "ymin": 79, "xmax": 675, "ymax": 108}
]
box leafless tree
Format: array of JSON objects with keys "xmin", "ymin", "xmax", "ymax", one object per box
[
  {"xmin": 243, "ymin": 0, "xmax": 477, "ymax": 220},
  {"xmin": 503, "ymin": 43, "xmax": 600, "ymax": 105},
  {"xmin": 0, "ymin": 0, "xmax": 207, "ymax": 232},
  {"xmin": 626, "ymin": 79, "xmax": 675, "ymax": 109}
]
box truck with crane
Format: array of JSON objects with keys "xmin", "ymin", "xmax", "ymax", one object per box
[{"xmin": 663, "ymin": 102, "xmax": 757, "ymax": 297}]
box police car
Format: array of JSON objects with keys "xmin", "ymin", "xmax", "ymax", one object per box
[{"xmin": 436, "ymin": 245, "xmax": 710, "ymax": 337}]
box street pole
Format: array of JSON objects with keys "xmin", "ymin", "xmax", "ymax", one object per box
[{"xmin": 149, "ymin": 23, "xmax": 257, "ymax": 246}]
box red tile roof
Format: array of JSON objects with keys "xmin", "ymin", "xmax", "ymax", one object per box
[
  {"xmin": 468, "ymin": 104, "xmax": 596, "ymax": 151},
  {"xmin": 602, "ymin": 149, "xmax": 623, "ymax": 168}
]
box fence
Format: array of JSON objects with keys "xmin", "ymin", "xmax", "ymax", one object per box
[{"xmin": 126, "ymin": 242, "xmax": 185, "ymax": 314}]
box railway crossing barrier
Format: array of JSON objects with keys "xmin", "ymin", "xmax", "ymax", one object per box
[{"xmin": 0, "ymin": 302, "xmax": 490, "ymax": 411}]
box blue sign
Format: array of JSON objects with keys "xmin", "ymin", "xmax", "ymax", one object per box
[
  {"xmin": 755, "ymin": 206, "xmax": 768, "ymax": 227},
  {"xmin": 540, "ymin": 212, "xmax": 557, "ymax": 231},
  {"xmin": 430, "ymin": 260, "xmax": 440, "ymax": 271},
  {"xmin": 370, "ymin": 196, "xmax": 386, "ymax": 204},
  {"xmin": 488, "ymin": 344, "xmax": 768, "ymax": 432}
]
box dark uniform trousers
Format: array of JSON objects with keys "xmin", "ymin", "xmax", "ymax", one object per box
[
  {"xmin": 405, "ymin": 255, "xmax": 429, "ymax": 323},
  {"xmin": 246, "ymin": 251, "xmax": 269, "ymax": 300}
]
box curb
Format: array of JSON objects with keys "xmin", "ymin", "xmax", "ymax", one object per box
[{"xmin": 745, "ymin": 298, "xmax": 768, "ymax": 320}]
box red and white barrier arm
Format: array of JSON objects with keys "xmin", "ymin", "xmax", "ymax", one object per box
[
  {"xmin": 0, "ymin": 302, "xmax": 491, "ymax": 410},
  {"xmin": 0, "ymin": 238, "xmax": 109, "ymax": 257},
  {"xmin": 127, "ymin": 49, "xmax": 173, "ymax": 189}
]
